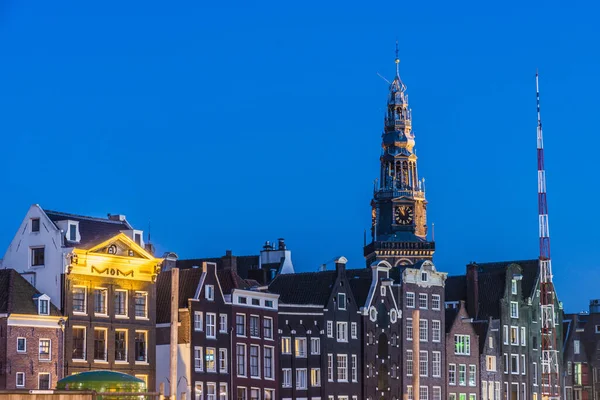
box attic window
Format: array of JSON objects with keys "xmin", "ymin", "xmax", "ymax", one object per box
[
  {"xmin": 205, "ymin": 285, "xmax": 214, "ymax": 301},
  {"xmin": 421, "ymin": 272, "xmax": 428, "ymax": 282},
  {"xmin": 511, "ymin": 279, "xmax": 517, "ymax": 295},
  {"xmin": 68, "ymin": 224, "xmax": 77, "ymax": 241},
  {"xmin": 31, "ymin": 218, "xmax": 40, "ymax": 233},
  {"xmin": 38, "ymin": 299, "xmax": 49, "ymax": 315},
  {"xmin": 338, "ymin": 293, "xmax": 346, "ymax": 310},
  {"xmin": 134, "ymin": 233, "xmax": 142, "ymax": 245}
]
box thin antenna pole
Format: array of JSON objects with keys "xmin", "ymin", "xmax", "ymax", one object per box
[{"xmin": 395, "ymin": 40, "xmax": 400, "ymax": 77}]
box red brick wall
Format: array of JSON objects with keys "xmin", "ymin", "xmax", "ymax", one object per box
[
  {"xmin": 4, "ymin": 324, "xmax": 63, "ymax": 390},
  {"xmin": 0, "ymin": 319, "xmax": 7, "ymax": 389}
]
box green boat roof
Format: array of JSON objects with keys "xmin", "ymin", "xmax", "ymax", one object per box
[{"xmin": 57, "ymin": 370, "xmax": 146, "ymax": 392}]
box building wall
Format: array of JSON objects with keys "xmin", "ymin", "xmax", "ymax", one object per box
[
  {"xmin": 479, "ymin": 320, "xmax": 502, "ymax": 400},
  {"xmin": 2, "ymin": 323, "xmax": 63, "ymax": 389},
  {"xmin": 1, "ymin": 205, "xmax": 68, "ymax": 307},
  {"xmin": 0, "ymin": 319, "xmax": 7, "ymax": 389},
  {"xmin": 156, "ymin": 343, "xmax": 191, "ymax": 398},
  {"xmin": 446, "ymin": 304, "xmax": 479, "ymax": 400}
]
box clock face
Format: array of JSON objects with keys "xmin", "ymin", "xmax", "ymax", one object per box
[{"xmin": 395, "ymin": 205, "xmax": 414, "ymax": 225}]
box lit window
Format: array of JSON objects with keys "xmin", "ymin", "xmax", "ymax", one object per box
[
  {"xmin": 311, "ymin": 368, "xmax": 321, "ymax": 386},
  {"xmin": 39, "ymin": 339, "xmax": 51, "ymax": 360},
  {"xmin": 295, "ymin": 337, "xmax": 307, "ymax": 358},
  {"xmin": 281, "ymin": 337, "xmax": 291, "ymax": 354},
  {"xmin": 487, "ymin": 355, "xmax": 496, "ymax": 371},
  {"xmin": 195, "ymin": 382, "xmax": 204, "ymax": 400},
  {"xmin": 206, "ymin": 347, "xmax": 216, "ymax": 372},
  {"xmin": 510, "ymin": 326, "xmax": 519, "ymax": 345},
  {"xmin": 454, "ymin": 335, "xmax": 470, "ymax": 355}
]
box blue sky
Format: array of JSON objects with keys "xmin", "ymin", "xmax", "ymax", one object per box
[{"xmin": 0, "ymin": 0, "xmax": 597, "ymax": 312}]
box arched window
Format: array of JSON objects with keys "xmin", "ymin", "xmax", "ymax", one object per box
[
  {"xmin": 377, "ymin": 303, "xmax": 389, "ymax": 327},
  {"xmin": 390, "ymin": 308, "xmax": 398, "ymax": 323},
  {"xmin": 378, "ymin": 364, "xmax": 388, "ymax": 390},
  {"xmin": 369, "ymin": 307, "xmax": 377, "ymax": 322},
  {"xmin": 378, "ymin": 333, "xmax": 388, "ymax": 358},
  {"xmin": 391, "ymin": 333, "xmax": 398, "ymax": 346},
  {"xmin": 368, "ymin": 331, "xmax": 375, "ymax": 345}
]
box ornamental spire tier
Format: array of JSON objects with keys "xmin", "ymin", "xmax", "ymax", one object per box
[{"xmin": 364, "ymin": 49, "xmax": 435, "ymax": 267}]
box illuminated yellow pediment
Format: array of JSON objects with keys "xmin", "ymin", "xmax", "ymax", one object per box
[{"xmin": 69, "ymin": 233, "xmax": 163, "ymax": 282}]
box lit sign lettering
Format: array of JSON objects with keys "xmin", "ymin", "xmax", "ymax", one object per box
[{"xmin": 91, "ymin": 266, "xmax": 134, "ymax": 278}]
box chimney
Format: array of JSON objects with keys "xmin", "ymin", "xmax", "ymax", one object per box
[
  {"xmin": 319, "ymin": 264, "xmax": 327, "ymax": 272},
  {"xmin": 145, "ymin": 242, "xmax": 156, "ymax": 256},
  {"xmin": 161, "ymin": 252, "xmax": 179, "ymax": 272},
  {"xmin": 222, "ymin": 250, "xmax": 237, "ymax": 274},
  {"xmin": 590, "ymin": 299, "xmax": 600, "ymax": 314},
  {"xmin": 466, "ymin": 263, "xmax": 479, "ymax": 319},
  {"xmin": 335, "ymin": 256, "xmax": 348, "ymax": 274},
  {"xmin": 278, "ymin": 238, "xmax": 286, "ymax": 250},
  {"xmin": 107, "ymin": 213, "xmax": 127, "ymax": 222}
]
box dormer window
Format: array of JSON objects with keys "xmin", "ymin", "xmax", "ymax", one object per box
[
  {"xmin": 421, "ymin": 272, "xmax": 428, "ymax": 282},
  {"xmin": 68, "ymin": 224, "xmax": 77, "ymax": 241},
  {"xmin": 31, "ymin": 218, "xmax": 40, "ymax": 233},
  {"xmin": 134, "ymin": 233, "xmax": 142, "ymax": 245},
  {"xmin": 37, "ymin": 297, "xmax": 50, "ymax": 315}
]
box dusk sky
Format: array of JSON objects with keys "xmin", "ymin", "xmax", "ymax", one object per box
[{"xmin": 0, "ymin": 0, "xmax": 597, "ymax": 312}]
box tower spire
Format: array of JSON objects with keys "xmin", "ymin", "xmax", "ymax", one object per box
[{"xmin": 395, "ymin": 40, "xmax": 400, "ymax": 78}]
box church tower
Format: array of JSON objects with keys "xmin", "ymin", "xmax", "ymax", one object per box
[{"xmin": 364, "ymin": 48, "xmax": 435, "ymax": 266}]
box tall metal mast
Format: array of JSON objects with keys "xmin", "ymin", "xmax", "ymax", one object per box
[{"xmin": 536, "ymin": 71, "xmax": 560, "ymax": 400}]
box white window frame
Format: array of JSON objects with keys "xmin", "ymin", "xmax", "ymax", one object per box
[
  {"xmin": 263, "ymin": 316, "xmax": 273, "ymax": 339},
  {"xmin": 419, "ymin": 350, "xmax": 428, "ymax": 377},
  {"xmin": 194, "ymin": 346, "xmax": 203, "ymax": 372},
  {"xmin": 448, "ymin": 363, "xmax": 456, "ymax": 385},
  {"xmin": 511, "ymin": 279, "xmax": 517, "ymax": 294},
  {"xmin": 206, "ymin": 382, "xmax": 216, "ymax": 400},
  {"xmin": 432, "ymin": 351, "xmax": 441, "ymax": 377},
  {"xmin": 351, "ymin": 354, "xmax": 357, "ymax": 382},
  {"xmin": 72, "ymin": 286, "xmax": 87, "ymax": 315},
  {"xmin": 17, "ymin": 337, "xmax": 26, "ymax": 353},
  {"xmin": 250, "ymin": 315, "xmax": 260, "ymax": 338},
  {"xmin": 263, "ymin": 345, "xmax": 274, "ymax": 379},
  {"xmin": 327, "ymin": 354, "xmax": 334, "ymax": 382},
  {"xmin": 432, "ymin": 320, "xmax": 441, "ymax": 342},
  {"xmin": 510, "ymin": 326, "xmax": 519, "ymax": 345},
  {"xmin": 454, "ymin": 334, "xmax": 470, "ymax": 355},
  {"xmin": 468, "ymin": 364, "xmax": 476, "ymax": 386},
  {"xmin": 205, "ymin": 285, "xmax": 215, "ymax": 301},
  {"xmin": 195, "ymin": 382, "xmax": 203, "ymax": 400},
  {"xmin": 432, "ymin": 294, "xmax": 441, "ymax": 310},
  {"xmin": 407, "ymin": 317, "xmax": 413, "ymax": 340},
  {"xmin": 219, "ymin": 314, "xmax": 227, "ymax": 333},
  {"xmin": 418, "ymin": 293, "xmax": 428, "ymax": 309},
  {"xmin": 520, "ymin": 327, "xmax": 526, "ymax": 346},
  {"xmin": 38, "ymin": 372, "xmax": 51, "ymax": 390},
  {"xmin": 337, "ymin": 354, "xmax": 348, "ymax": 382},
  {"xmin": 249, "ymin": 345, "xmax": 260, "ymax": 378},
  {"xmin": 311, "ymin": 368, "xmax": 321, "ymax": 387},
  {"xmin": 296, "ymin": 368, "xmax": 307, "ymax": 389},
  {"xmin": 521, "ymin": 354, "xmax": 526, "ymax": 375},
  {"xmin": 310, "ymin": 337, "xmax": 320, "ymax": 355},
  {"xmin": 327, "ymin": 321, "xmax": 333, "ymax": 337},
  {"xmin": 511, "ymin": 354, "xmax": 519, "ymax": 374},
  {"xmin": 31, "ymin": 246, "xmax": 45, "ymax": 267},
  {"xmin": 336, "ymin": 321, "xmax": 348, "ymax": 342},
  {"xmin": 16, "ymin": 372, "xmax": 25, "ymax": 387},
  {"xmin": 219, "ymin": 383, "xmax": 227, "ymax": 400},
  {"xmin": 236, "ymin": 344, "xmax": 247, "ymax": 377},
  {"xmin": 206, "ymin": 313, "xmax": 216, "ymax": 339},
  {"xmin": 236, "ymin": 313, "xmax": 246, "ymax": 337},
  {"xmin": 351, "ymin": 322, "xmax": 357, "ymax": 339},
  {"xmin": 510, "ymin": 301, "xmax": 519, "ymax": 318},
  {"xmin": 194, "ymin": 311, "xmax": 203, "ymax": 332},
  {"xmin": 338, "ymin": 292, "xmax": 346, "ymax": 310},
  {"xmin": 295, "ymin": 337, "xmax": 307, "ymax": 358},
  {"xmin": 503, "ymin": 325, "xmax": 508, "ymax": 344},
  {"xmin": 419, "ymin": 319, "xmax": 428, "ymax": 342},
  {"xmin": 282, "ymin": 369, "xmax": 292, "ymax": 387},
  {"xmin": 406, "ymin": 292, "xmax": 415, "ymax": 308},
  {"xmin": 281, "ymin": 337, "xmax": 291, "ymax": 354},
  {"xmin": 219, "ymin": 348, "xmax": 227, "ymax": 373}
]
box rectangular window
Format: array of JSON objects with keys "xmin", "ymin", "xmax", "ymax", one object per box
[
  {"xmin": 135, "ymin": 331, "xmax": 147, "ymax": 362},
  {"xmin": 206, "ymin": 347, "xmax": 216, "ymax": 372},
  {"xmin": 420, "ymin": 386, "xmax": 428, "ymax": 400},
  {"xmin": 337, "ymin": 354, "xmax": 348, "ymax": 381},
  {"xmin": 520, "ymin": 327, "xmax": 526, "ymax": 346},
  {"xmin": 72, "ymin": 327, "xmax": 85, "ymax": 360},
  {"xmin": 206, "ymin": 313, "xmax": 216, "ymax": 338},
  {"xmin": 327, "ymin": 354, "xmax": 334, "ymax": 381},
  {"xmin": 407, "ymin": 292, "xmax": 415, "ymax": 308},
  {"xmin": 207, "ymin": 383, "xmax": 216, "ymax": 400},
  {"xmin": 503, "ymin": 325, "xmax": 508, "ymax": 344},
  {"xmin": 236, "ymin": 314, "xmax": 246, "ymax": 337},
  {"xmin": 311, "ymin": 337, "xmax": 320, "ymax": 354},
  {"xmin": 296, "ymin": 368, "xmax": 307, "ymax": 389},
  {"xmin": 351, "ymin": 322, "xmax": 357, "ymax": 339},
  {"xmin": 195, "ymin": 312, "xmax": 203, "ymax": 331},
  {"xmin": 219, "ymin": 314, "xmax": 227, "ymax": 333},
  {"xmin": 194, "ymin": 347, "xmax": 203, "ymax": 371},
  {"xmin": 407, "ymin": 318, "xmax": 413, "ymax": 340},
  {"xmin": 419, "ymin": 351, "xmax": 428, "ymax": 377},
  {"xmin": 533, "ymin": 362, "xmax": 538, "ymax": 385},
  {"xmin": 250, "ymin": 315, "xmax": 260, "ymax": 338},
  {"xmin": 205, "ymin": 285, "xmax": 214, "ymax": 301},
  {"xmin": 511, "ymin": 354, "xmax": 519, "ymax": 374},
  {"xmin": 282, "ymin": 369, "xmax": 291, "ymax": 387},
  {"xmin": 327, "ymin": 321, "xmax": 333, "ymax": 337},
  {"xmin": 311, "ymin": 368, "xmax": 321, "ymax": 386},
  {"xmin": 454, "ymin": 334, "xmax": 470, "ymax": 355},
  {"xmin": 432, "ymin": 351, "xmax": 441, "ymax": 377},
  {"xmin": 281, "ymin": 337, "xmax": 291, "ymax": 354},
  {"xmin": 419, "ymin": 319, "xmax": 428, "ymax": 341},
  {"xmin": 449, "ymin": 363, "xmax": 456, "ymax": 385},
  {"xmin": 94, "ymin": 288, "xmax": 107, "ymax": 315},
  {"xmin": 483, "ymin": 381, "xmax": 488, "ymax": 400},
  {"xmin": 495, "ymin": 383, "xmax": 500, "ymax": 400},
  {"xmin": 264, "ymin": 346, "xmax": 273, "ymax": 378},
  {"xmin": 486, "ymin": 355, "xmax": 496, "ymax": 371},
  {"xmin": 432, "ymin": 294, "xmax": 441, "ymax": 310},
  {"xmin": 338, "ymin": 292, "xmax": 346, "ymax": 310},
  {"xmin": 69, "ymin": 224, "xmax": 77, "ymax": 241},
  {"xmin": 17, "ymin": 337, "xmax": 26, "ymax": 352},
  {"xmin": 31, "ymin": 218, "xmax": 40, "ymax": 232},
  {"xmin": 489, "ymin": 336, "xmax": 493, "ymax": 348},
  {"xmin": 219, "ymin": 383, "xmax": 228, "ymax": 400},
  {"xmin": 337, "ymin": 322, "xmax": 348, "ymax": 342},
  {"xmin": 468, "ymin": 364, "xmax": 476, "ymax": 386},
  {"xmin": 237, "ymin": 387, "xmax": 247, "ymax": 400},
  {"xmin": 195, "ymin": 382, "xmax": 203, "ymax": 400},
  {"xmin": 16, "ymin": 372, "xmax": 25, "ymax": 387},
  {"xmin": 264, "ymin": 389, "xmax": 274, "ymax": 400},
  {"xmin": 432, "ymin": 320, "xmax": 441, "ymax": 342},
  {"xmin": 72, "ymin": 286, "xmax": 86, "ymax": 314},
  {"xmin": 31, "ymin": 247, "xmax": 45, "ymax": 266},
  {"xmin": 352, "ymin": 354, "xmax": 358, "ymax": 381},
  {"xmin": 115, "ymin": 330, "xmax": 127, "ymax": 361},
  {"xmin": 114, "ymin": 290, "xmax": 128, "ymax": 317},
  {"xmin": 521, "ymin": 354, "xmax": 526, "ymax": 374},
  {"xmin": 295, "ymin": 337, "xmax": 307, "ymax": 358},
  {"xmin": 263, "ymin": 317, "xmax": 273, "ymax": 339},
  {"xmin": 512, "ymin": 279, "xmax": 517, "ymax": 294},
  {"xmin": 219, "ymin": 348, "xmax": 227, "ymax": 373},
  {"xmin": 433, "ymin": 387, "xmax": 441, "ymax": 400},
  {"xmin": 574, "ymin": 339, "xmax": 580, "ymax": 354},
  {"xmin": 250, "ymin": 345, "xmax": 260, "ymax": 377},
  {"xmin": 407, "ymin": 350, "xmax": 414, "ymax": 376},
  {"xmin": 408, "ymin": 386, "xmax": 414, "ymax": 400},
  {"xmin": 38, "ymin": 373, "xmax": 50, "ymax": 390},
  {"xmin": 39, "ymin": 339, "xmax": 51, "ymax": 360},
  {"xmin": 94, "ymin": 328, "xmax": 107, "ymax": 361},
  {"xmin": 419, "ymin": 293, "xmax": 428, "ymax": 309},
  {"xmin": 134, "ymin": 292, "xmax": 148, "ymax": 318},
  {"xmin": 249, "ymin": 389, "xmax": 259, "ymax": 400},
  {"xmin": 510, "ymin": 326, "xmax": 518, "ymax": 345},
  {"xmin": 510, "ymin": 301, "xmax": 519, "ymax": 318},
  {"xmin": 38, "ymin": 299, "xmax": 49, "ymax": 315},
  {"xmin": 503, "ymin": 353, "xmax": 508, "ymax": 373},
  {"xmin": 237, "ymin": 344, "xmax": 246, "ymax": 377},
  {"xmin": 457, "ymin": 364, "xmax": 467, "ymax": 386}
]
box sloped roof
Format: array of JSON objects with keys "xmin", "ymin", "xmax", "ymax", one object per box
[
  {"xmin": 217, "ymin": 269, "xmax": 251, "ymax": 294},
  {"xmin": 44, "ymin": 210, "xmax": 132, "ymax": 249},
  {"xmin": 445, "ymin": 275, "xmax": 467, "ymax": 302},
  {"xmin": 269, "ymin": 270, "xmax": 337, "ymax": 306},
  {"xmin": 445, "ymin": 308, "xmax": 459, "ymax": 332},
  {"xmin": 0, "ymin": 269, "xmax": 61, "ymax": 316},
  {"xmin": 176, "ymin": 255, "xmax": 262, "ymax": 283},
  {"xmin": 345, "ymin": 268, "xmax": 372, "ymax": 307},
  {"xmin": 156, "ymin": 268, "xmax": 203, "ymax": 324}
]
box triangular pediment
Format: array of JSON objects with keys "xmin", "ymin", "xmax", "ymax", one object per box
[{"xmin": 85, "ymin": 233, "xmax": 154, "ymax": 260}]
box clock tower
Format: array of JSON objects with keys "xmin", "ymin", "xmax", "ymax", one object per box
[{"xmin": 364, "ymin": 49, "xmax": 435, "ymax": 266}]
